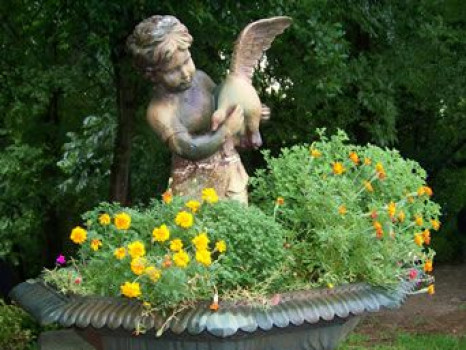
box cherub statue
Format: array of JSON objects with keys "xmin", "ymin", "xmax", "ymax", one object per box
[{"xmin": 127, "ymin": 15, "xmax": 291, "ymax": 203}]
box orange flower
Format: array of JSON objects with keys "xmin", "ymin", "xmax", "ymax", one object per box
[
  {"xmin": 424, "ymin": 259, "xmax": 433, "ymax": 272},
  {"xmin": 338, "ymin": 205, "xmax": 347, "ymax": 216},
  {"xmin": 422, "ymin": 229, "xmax": 431, "ymax": 245},
  {"xmin": 376, "ymin": 229, "xmax": 384, "ymax": 239},
  {"xmin": 349, "ymin": 151, "xmax": 360, "ymax": 165},
  {"xmin": 417, "ymin": 186, "xmax": 426, "ymax": 196},
  {"xmin": 162, "ymin": 255, "xmax": 172, "ymax": 268},
  {"xmin": 276, "ymin": 197, "xmax": 285, "ymax": 206},
  {"xmin": 209, "ymin": 302, "xmax": 219, "ymax": 311},
  {"xmin": 162, "ymin": 189, "xmax": 173, "ymax": 204},
  {"xmin": 332, "ymin": 162, "xmax": 345, "ymax": 175},
  {"xmin": 373, "ymin": 221, "xmax": 383, "ymax": 231},
  {"xmin": 424, "ymin": 186, "xmax": 433, "ymax": 197}
]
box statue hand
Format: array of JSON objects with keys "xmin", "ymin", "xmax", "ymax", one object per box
[{"xmin": 223, "ymin": 105, "xmax": 244, "ymax": 136}]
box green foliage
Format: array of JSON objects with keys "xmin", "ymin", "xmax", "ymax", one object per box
[
  {"xmin": 0, "ymin": 144, "xmax": 52, "ymax": 269},
  {"xmin": 251, "ymin": 130, "xmax": 440, "ymax": 286},
  {"xmin": 58, "ymin": 114, "xmax": 116, "ymax": 202},
  {"xmin": 44, "ymin": 194, "xmax": 287, "ymax": 310},
  {"xmin": 339, "ymin": 332, "xmax": 465, "ymax": 350},
  {"xmin": 0, "ymin": 299, "xmax": 39, "ymax": 350}
]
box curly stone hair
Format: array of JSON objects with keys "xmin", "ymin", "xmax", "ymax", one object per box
[{"xmin": 127, "ymin": 15, "xmax": 193, "ymax": 80}]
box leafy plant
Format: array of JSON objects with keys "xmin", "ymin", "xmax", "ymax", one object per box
[
  {"xmin": 251, "ymin": 129, "xmax": 440, "ymax": 287},
  {"xmin": 0, "ymin": 299, "xmax": 39, "ymax": 350},
  {"xmin": 44, "ymin": 191, "xmax": 288, "ymax": 312}
]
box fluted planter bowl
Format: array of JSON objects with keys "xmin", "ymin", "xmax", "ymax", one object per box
[{"xmin": 10, "ymin": 279, "xmax": 414, "ymax": 350}]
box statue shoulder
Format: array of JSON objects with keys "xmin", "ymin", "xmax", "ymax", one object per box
[
  {"xmin": 146, "ymin": 98, "xmax": 183, "ymax": 143},
  {"xmin": 194, "ymin": 70, "xmax": 216, "ymax": 91}
]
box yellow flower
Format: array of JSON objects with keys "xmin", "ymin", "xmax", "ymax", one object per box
[
  {"xmin": 70, "ymin": 226, "xmax": 87, "ymax": 244},
  {"xmin": 162, "ymin": 189, "xmax": 173, "ymax": 204},
  {"xmin": 192, "ymin": 232, "xmax": 210, "ymax": 251},
  {"xmin": 424, "ymin": 259, "xmax": 433, "ymax": 273},
  {"xmin": 275, "ymin": 197, "xmax": 285, "ymax": 206},
  {"xmin": 415, "ymin": 215, "xmax": 424, "ymax": 226},
  {"xmin": 99, "ymin": 213, "xmax": 111, "ymax": 226},
  {"xmin": 114, "ymin": 247, "xmax": 126, "ymax": 260},
  {"xmin": 310, "ymin": 148, "xmax": 322, "ymax": 158},
  {"xmin": 215, "ymin": 240, "xmax": 227, "ymax": 253},
  {"xmin": 327, "ymin": 282, "xmax": 334, "ymax": 289},
  {"xmin": 152, "ymin": 224, "xmax": 170, "ymax": 242},
  {"xmin": 120, "ymin": 282, "xmax": 141, "ymax": 298},
  {"xmin": 145, "ymin": 266, "xmax": 162, "ymax": 282},
  {"xmin": 387, "ymin": 201, "xmax": 396, "ymax": 218},
  {"xmin": 332, "ymin": 162, "xmax": 345, "ymax": 175},
  {"xmin": 427, "ymin": 284, "xmax": 435, "ymax": 295},
  {"xmin": 364, "ymin": 157, "xmax": 372, "ymax": 165},
  {"xmin": 114, "ymin": 212, "xmax": 131, "ymax": 230},
  {"xmin": 169, "ymin": 239, "xmax": 183, "ymax": 252},
  {"xmin": 128, "ymin": 241, "xmax": 146, "ymax": 259},
  {"xmin": 130, "ymin": 257, "xmax": 146, "ymax": 275},
  {"xmin": 431, "ymin": 219, "xmax": 441, "ymax": 231},
  {"xmin": 417, "ymin": 186, "xmax": 425, "ymax": 196},
  {"xmin": 398, "ymin": 210, "xmax": 406, "ymax": 223},
  {"xmin": 375, "ymin": 162, "xmax": 386, "ymax": 179},
  {"xmin": 173, "ymin": 250, "xmax": 190, "ymax": 268},
  {"xmin": 338, "ymin": 205, "xmax": 347, "ymax": 215},
  {"xmin": 375, "ymin": 162, "xmax": 385, "ymax": 173},
  {"xmin": 90, "ymin": 239, "xmax": 102, "ymax": 251},
  {"xmin": 175, "ymin": 211, "xmax": 194, "ymax": 228},
  {"xmin": 364, "ymin": 180, "xmax": 374, "ymax": 192},
  {"xmin": 349, "ymin": 151, "xmax": 360, "ymax": 165},
  {"xmin": 414, "ymin": 233, "xmax": 424, "ymax": 246},
  {"xmin": 186, "ymin": 200, "xmax": 201, "ymax": 213},
  {"xmin": 202, "ymin": 188, "xmax": 219, "ymax": 204},
  {"xmin": 195, "ymin": 250, "xmax": 212, "ymax": 266}
]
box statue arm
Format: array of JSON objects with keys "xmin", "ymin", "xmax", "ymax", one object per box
[
  {"xmin": 147, "ymin": 103, "xmax": 230, "ymax": 161},
  {"xmin": 168, "ymin": 128, "xmax": 229, "ymax": 160}
]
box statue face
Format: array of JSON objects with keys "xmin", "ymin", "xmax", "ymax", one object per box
[{"xmin": 157, "ymin": 49, "xmax": 195, "ymax": 92}]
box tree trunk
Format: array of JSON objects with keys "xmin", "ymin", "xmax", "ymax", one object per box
[{"xmin": 109, "ymin": 47, "xmax": 137, "ymax": 205}]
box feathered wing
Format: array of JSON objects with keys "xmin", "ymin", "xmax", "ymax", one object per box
[{"xmin": 230, "ymin": 16, "xmax": 292, "ymax": 83}]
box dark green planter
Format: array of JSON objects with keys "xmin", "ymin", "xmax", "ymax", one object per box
[{"xmin": 10, "ymin": 279, "xmax": 413, "ymax": 350}]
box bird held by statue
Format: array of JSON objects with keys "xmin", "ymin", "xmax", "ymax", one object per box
[{"xmin": 211, "ymin": 16, "xmax": 292, "ymax": 149}]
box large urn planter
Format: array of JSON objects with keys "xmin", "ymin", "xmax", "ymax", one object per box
[{"xmin": 10, "ymin": 279, "xmax": 414, "ymax": 350}]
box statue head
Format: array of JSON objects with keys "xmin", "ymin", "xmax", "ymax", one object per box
[{"xmin": 127, "ymin": 15, "xmax": 195, "ymax": 90}]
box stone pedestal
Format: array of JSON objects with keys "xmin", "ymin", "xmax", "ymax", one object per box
[{"xmin": 39, "ymin": 330, "xmax": 96, "ymax": 350}]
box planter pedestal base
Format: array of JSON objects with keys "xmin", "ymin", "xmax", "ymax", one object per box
[{"xmin": 77, "ymin": 316, "xmax": 361, "ymax": 350}]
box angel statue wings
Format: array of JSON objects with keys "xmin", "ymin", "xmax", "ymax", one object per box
[{"xmin": 127, "ymin": 15, "xmax": 292, "ymax": 204}]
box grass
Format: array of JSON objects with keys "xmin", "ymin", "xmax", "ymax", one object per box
[{"xmin": 338, "ymin": 332, "xmax": 466, "ymax": 350}]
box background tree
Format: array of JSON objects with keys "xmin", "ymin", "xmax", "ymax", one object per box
[{"xmin": 0, "ymin": 0, "xmax": 465, "ymax": 284}]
